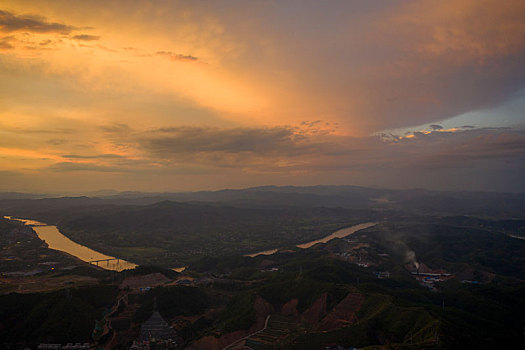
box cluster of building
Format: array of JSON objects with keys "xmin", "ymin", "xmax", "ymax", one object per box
[
  {"xmin": 334, "ymin": 251, "xmax": 371, "ymax": 267},
  {"xmin": 411, "ymin": 271, "xmax": 453, "ymax": 289},
  {"xmin": 375, "ymin": 271, "xmax": 390, "ymax": 279},
  {"xmin": 130, "ymin": 311, "xmax": 178, "ymax": 350},
  {"xmin": 260, "ymin": 267, "xmax": 280, "ymax": 273},
  {"xmin": 330, "ymin": 238, "xmax": 377, "ymax": 268},
  {"xmin": 324, "ymin": 344, "xmax": 360, "ymax": 350}
]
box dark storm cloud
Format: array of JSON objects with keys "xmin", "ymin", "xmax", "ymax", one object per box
[
  {"xmin": 139, "ymin": 126, "xmax": 327, "ymax": 158},
  {"xmin": 432, "ymin": 129, "xmax": 525, "ymax": 160},
  {"xmin": 72, "ymin": 34, "xmax": 100, "ymax": 41},
  {"xmin": 0, "ymin": 10, "xmax": 76, "ymax": 34},
  {"xmin": 371, "ymin": 128, "xmax": 525, "ymax": 191},
  {"xmin": 269, "ymin": 128, "xmax": 525, "ymax": 173},
  {"xmin": 383, "ymin": 128, "xmax": 525, "ymax": 170},
  {"xmin": 40, "ymin": 124, "xmax": 525, "ymax": 191},
  {"xmin": 156, "ymin": 51, "xmax": 198, "ymax": 62},
  {"xmin": 135, "ymin": 125, "xmax": 525, "ymax": 173}
]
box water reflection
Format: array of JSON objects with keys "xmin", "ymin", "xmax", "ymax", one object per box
[
  {"xmin": 296, "ymin": 222, "xmax": 376, "ymax": 248},
  {"xmin": 4, "ymin": 216, "xmax": 137, "ymax": 272},
  {"xmin": 244, "ymin": 248, "xmax": 279, "ymax": 258},
  {"xmin": 246, "ymin": 222, "xmax": 377, "ymax": 257}
]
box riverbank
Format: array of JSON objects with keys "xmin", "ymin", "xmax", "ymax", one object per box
[
  {"xmin": 245, "ymin": 222, "xmax": 377, "ymax": 257},
  {"xmin": 3, "ymin": 216, "xmax": 137, "ymax": 272}
]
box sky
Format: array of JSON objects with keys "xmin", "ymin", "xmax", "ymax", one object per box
[{"xmin": 0, "ymin": 0, "xmax": 524, "ymax": 193}]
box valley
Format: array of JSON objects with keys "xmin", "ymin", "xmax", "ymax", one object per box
[{"xmin": 0, "ymin": 186, "xmax": 524, "ymax": 349}]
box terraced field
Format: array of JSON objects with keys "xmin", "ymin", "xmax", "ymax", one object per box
[{"xmin": 245, "ymin": 315, "xmax": 301, "ymax": 349}]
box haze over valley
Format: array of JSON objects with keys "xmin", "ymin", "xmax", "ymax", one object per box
[{"xmin": 1, "ymin": 1, "xmax": 524, "ymax": 349}]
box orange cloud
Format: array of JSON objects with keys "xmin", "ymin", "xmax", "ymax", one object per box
[
  {"xmin": 0, "ymin": 147, "xmax": 63, "ymax": 162},
  {"xmin": 0, "ymin": 9, "xmax": 75, "ymax": 34},
  {"xmin": 397, "ymin": 0, "xmax": 525, "ymax": 64},
  {"xmin": 0, "ymin": 1, "xmax": 524, "ymax": 192}
]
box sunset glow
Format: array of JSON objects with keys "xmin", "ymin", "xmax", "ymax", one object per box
[{"xmin": 1, "ymin": 0, "xmax": 524, "ymax": 193}]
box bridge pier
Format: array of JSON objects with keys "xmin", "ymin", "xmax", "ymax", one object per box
[{"xmin": 89, "ymin": 258, "xmax": 120, "ymax": 265}]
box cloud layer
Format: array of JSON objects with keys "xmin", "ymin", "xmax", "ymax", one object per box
[
  {"xmin": 0, "ymin": 1, "xmax": 523, "ymax": 192},
  {"xmin": 0, "ymin": 9, "xmax": 75, "ymax": 33}
]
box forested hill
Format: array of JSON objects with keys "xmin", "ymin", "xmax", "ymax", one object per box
[{"xmin": 2, "ymin": 185, "xmax": 524, "ymax": 218}]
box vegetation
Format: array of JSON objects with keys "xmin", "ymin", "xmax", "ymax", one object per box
[
  {"xmin": 0, "ymin": 285, "xmax": 118, "ymax": 347},
  {"xmin": 363, "ymin": 220, "xmax": 525, "ymax": 280},
  {"xmin": 0, "ymin": 188, "xmax": 524, "ymax": 348},
  {"xmin": 133, "ymin": 286, "xmax": 212, "ymax": 322},
  {"xmin": 218, "ymin": 291, "xmax": 257, "ymax": 333}
]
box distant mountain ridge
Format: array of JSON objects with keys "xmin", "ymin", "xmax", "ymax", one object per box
[
  {"xmin": 0, "ymin": 192, "xmax": 48, "ymax": 200},
  {"xmin": 1, "ymin": 185, "xmax": 524, "ymax": 218}
]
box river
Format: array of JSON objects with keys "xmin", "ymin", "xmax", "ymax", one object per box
[
  {"xmin": 245, "ymin": 222, "xmax": 376, "ymax": 257},
  {"xmin": 4, "ymin": 216, "xmax": 376, "ymax": 269},
  {"xmin": 4, "ymin": 216, "xmax": 137, "ymax": 272}
]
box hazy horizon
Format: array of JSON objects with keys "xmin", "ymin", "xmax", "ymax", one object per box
[{"xmin": 1, "ymin": 183, "xmax": 524, "ymax": 198}]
